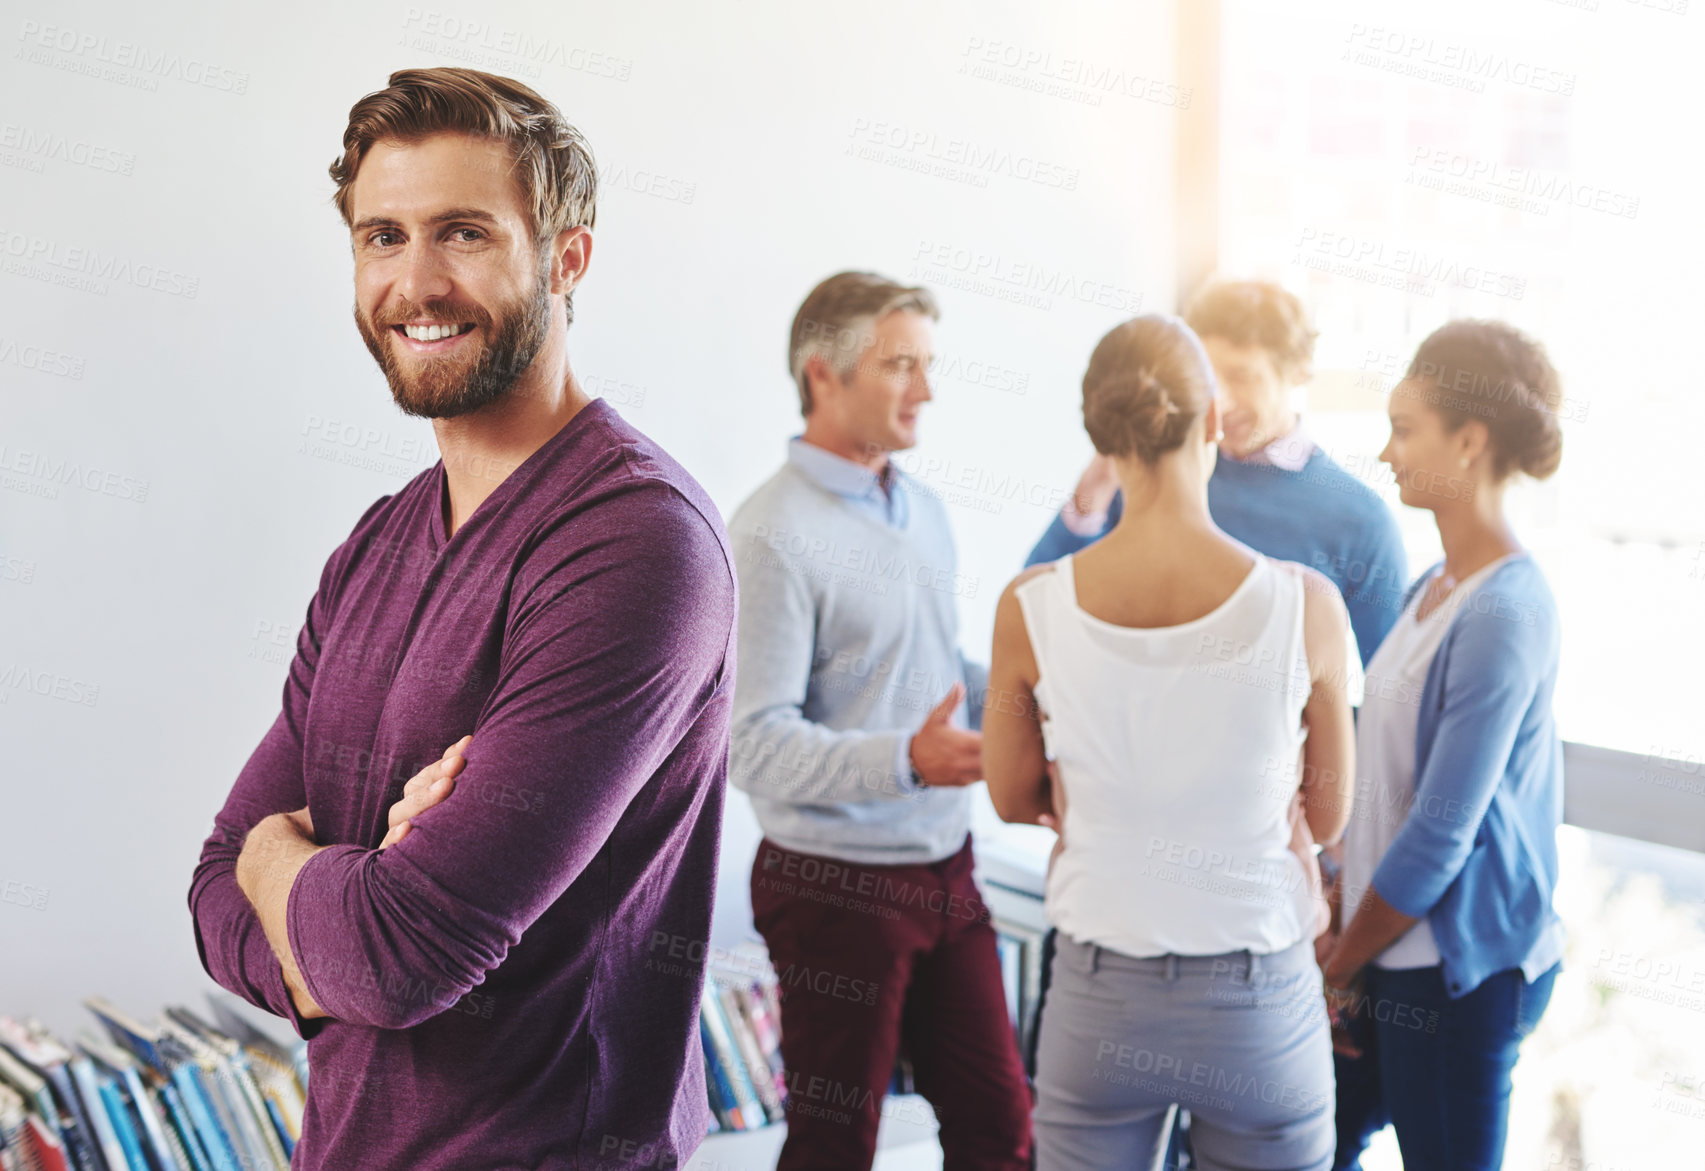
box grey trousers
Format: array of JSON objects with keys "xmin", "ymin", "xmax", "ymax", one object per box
[{"xmin": 1033, "ymin": 933, "xmax": 1335, "ymax": 1171}]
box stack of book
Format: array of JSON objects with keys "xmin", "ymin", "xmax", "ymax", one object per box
[
  {"xmin": 0, "ymin": 998, "xmax": 307, "ymax": 1171},
  {"xmin": 699, "ymin": 966, "xmax": 787, "ymax": 1135},
  {"xmin": 0, "ymin": 954, "xmax": 853, "ymax": 1160}
]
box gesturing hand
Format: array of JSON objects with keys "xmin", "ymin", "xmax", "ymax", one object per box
[
  {"xmin": 379, "ymin": 735, "xmax": 472, "ymax": 850},
  {"xmin": 908, "ymin": 683, "xmax": 983, "ymax": 788}
]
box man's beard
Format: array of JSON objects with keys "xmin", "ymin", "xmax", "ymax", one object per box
[{"xmin": 354, "ymin": 257, "xmax": 560, "ymax": 420}]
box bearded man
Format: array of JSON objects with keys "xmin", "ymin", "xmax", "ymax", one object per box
[{"xmin": 187, "ymin": 66, "xmax": 736, "ymax": 1171}]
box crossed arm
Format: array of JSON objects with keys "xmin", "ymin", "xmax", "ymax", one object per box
[
  {"xmin": 232, "ymin": 738, "xmax": 472, "ymax": 1019},
  {"xmin": 190, "ymin": 493, "xmax": 734, "ymax": 1033}
]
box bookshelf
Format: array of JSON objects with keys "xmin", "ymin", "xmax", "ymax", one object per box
[{"xmin": 0, "ymin": 847, "xmax": 1053, "ymax": 1171}]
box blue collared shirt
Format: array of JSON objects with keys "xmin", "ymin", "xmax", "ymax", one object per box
[{"xmin": 786, "ymin": 437, "xmax": 909, "ymax": 529}]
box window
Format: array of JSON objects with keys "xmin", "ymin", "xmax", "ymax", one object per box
[{"xmin": 1218, "ymin": 0, "xmax": 1705, "ymax": 770}]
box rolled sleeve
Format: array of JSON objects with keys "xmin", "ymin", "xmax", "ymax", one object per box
[{"xmin": 188, "ymin": 534, "xmax": 352, "ymax": 1037}]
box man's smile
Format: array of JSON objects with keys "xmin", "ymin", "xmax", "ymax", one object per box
[{"xmin": 392, "ymin": 321, "xmax": 477, "ymax": 352}]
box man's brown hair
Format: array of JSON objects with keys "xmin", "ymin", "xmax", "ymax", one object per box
[
  {"xmin": 329, "ymin": 66, "xmax": 598, "ymax": 245},
  {"xmin": 1183, "ymin": 280, "xmax": 1317, "ymax": 383}
]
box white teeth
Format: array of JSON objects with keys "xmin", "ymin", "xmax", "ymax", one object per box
[{"xmin": 402, "ymin": 323, "xmax": 470, "ymax": 341}]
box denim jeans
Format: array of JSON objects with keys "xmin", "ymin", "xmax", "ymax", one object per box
[{"xmin": 1332, "ymin": 962, "xmax": 1559, "ymax": 1171}]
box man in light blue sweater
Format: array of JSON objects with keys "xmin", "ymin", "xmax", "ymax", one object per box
[{"xmin": 728, "ymin": 272, "xmax": 1032, "ymax": 1170}]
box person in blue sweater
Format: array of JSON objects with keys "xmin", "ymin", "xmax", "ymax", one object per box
[
  {"xmin": 1322, "ymin": 319, "xmax": 1567, "ymax": 1170},
  {"xmin": 1025, "ymin": 280, "xmax": 1407, "ymax": 668}
]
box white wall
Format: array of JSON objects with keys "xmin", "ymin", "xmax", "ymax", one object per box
[{"xmin": 1, "ymin": 0, "xmax": 1181, "ymax": 1036}]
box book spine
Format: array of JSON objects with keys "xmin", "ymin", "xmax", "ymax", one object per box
[
  {"xmin": 65, "ymin": 1063, "xmax": 121, "ymax": 1171},
  {"xmin": 166, "ymin": 1071, "xmax": 234, "ymax": 1171},
  {"xmin": 116, "ymin": 1070, "xmax": 180, "ymax": 1171},
  {"xmin": 155, "ymin": 1088, "xmax": 208, "ymax": 1171},
  {"xmin": 40, "ymin": 1066, "xmax": 103, "ymax": 1171},
  {"xmin": 91, "ymin": 1083, "xmax": 144, "ymax": 1171},
  {"xmin": 258, "ymin": 1099, "xmax": 291, "ymax": 1163},
  {"xmin": 191, "ymin": 1069, "xmax": 257, "ymax": 1171},
  {"xmin": 217, "ymin": 1057, "xmax": 284, "ymax": 1171},
  {"xmin": 697, "ymin": 987, "xmax": 761, "ymax": 1129},
  {"xmin": 25, "ymin": 1115, "xmax": 73, "ymax": 1171},
  {"xmin": 716, "ymin": 985, "xmax": 782, "ymax": 1124},
  {"xmin": 733, "ymin": 985, "xmax": 788, "ymax": 1111},
  {"xmin": 0, "ymin": 1092, "xmax": 26, "ymax": 1171},
  {"xmin": 697, "ymin": 1022, "xmax": 741, "ymax": 1130}
]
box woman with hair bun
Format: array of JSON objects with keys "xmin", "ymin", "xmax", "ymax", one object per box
[
  {"xmin": 1324, "ymin": 319, "xmax": 1567, "ymax": 1171},
  {"xmin": 984, "ymin": 314, "xmax": 1360, "ymax": 1171}
]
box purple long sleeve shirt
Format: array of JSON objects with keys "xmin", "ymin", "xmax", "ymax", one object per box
[{"xmin": 188, "ymin": 398, "xmax": 736, "ymax": 1171}]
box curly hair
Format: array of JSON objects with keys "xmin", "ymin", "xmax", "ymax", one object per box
[
  {"xmin": 1405, "ymin": 320, "xmax": 1564, "ymax": 481},
  {"xmin": 1183, "ymin": 280, "xmax": 1317, "ymax": 383}
]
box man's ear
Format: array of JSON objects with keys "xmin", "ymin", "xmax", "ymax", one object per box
[
  {"xmin": 804, "ymin": 353, "xmax": 838, "ymax": 412},
  {"xmin": 545, "ymin": 225, "xmax": 593, "ymax": 295}
]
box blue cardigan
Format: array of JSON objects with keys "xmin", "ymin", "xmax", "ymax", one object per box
[
  {"xmin": 1372, "ymin": 553, "xmax": 1566, "ymax": 997},
  {"xmin": 1025, "ymin": 450, "xmax": 1408, "ymax": 666}
]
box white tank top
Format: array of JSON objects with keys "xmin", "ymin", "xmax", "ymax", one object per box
[{"xmin": 1014, "ymin": 552, "xmax": 1314, "ymax": 957}]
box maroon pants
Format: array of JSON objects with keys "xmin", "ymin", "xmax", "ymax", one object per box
[{"xmin": 749, "ymin": 835, "xmax": 1033, "ymax": 1171}]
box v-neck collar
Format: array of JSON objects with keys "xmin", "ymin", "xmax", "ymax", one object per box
[{"xmin": 426, "ymin": 398, "xmax": 611, "ymax": 555}]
